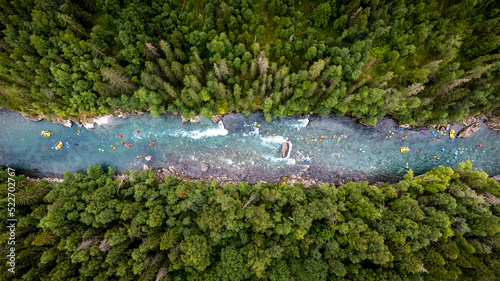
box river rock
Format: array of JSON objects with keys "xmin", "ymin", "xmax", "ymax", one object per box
[
  {"xmin": 492, "ymin": 175, "xmax": 500, "ymax": 182},
  {"xmin": 94, "ymin": 114, "xmax": 114, "ymax": 126},
  {"xmin": 202, "ymin": 163, "xmax": 209, "ymax": 172},
  {"xmin": 181, "ymin": 115, "xmax": 189, "ymax": 124},
  {"xmin": 143, "ymin": 164, "xmax": 149, "ymax": 170},
  {"xmin": 485, "ymin": 115, "xmax": 500, "ymax": 134},
  {"xmin": 457, "ymin": 122, "xmax": 480, "ymax": 138},
  {"xmin": 83, "ymin": 122, "xmax": 95, "ymax": 130},
  {"xmin": 281, "ymin": 142, "xmax": 290, "ymax": 158},
  {"xmin": 191, "ymin": 115, "xmax": 202, "ymax": 123},
  {"xmin": 21, "ymin": 112, "xmax": 44, "ymax": 122},
  {"xmin": 211, "ymin": 114, "xmax": 223, "ymax": 124},
  {"xmin": 145, "ymin": 155, "xmax": 152, "ymax": 162},
  {"xmin": 399, "ymin": 123, "xmax": 411, "ymax": 129}
]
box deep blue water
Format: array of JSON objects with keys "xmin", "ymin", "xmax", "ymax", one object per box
[{"xmin": 0, "ymin": 109, "xmax": 499, "ymax": 183}]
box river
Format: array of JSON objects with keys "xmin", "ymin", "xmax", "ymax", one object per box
[{"xmin": 0, "ymin": 109, "xmax": 499, "ymax": 183}]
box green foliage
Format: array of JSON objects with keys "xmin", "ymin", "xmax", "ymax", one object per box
[{"xmin": 1, "ymin": 162, "xmax": 500, "ymax": 280}]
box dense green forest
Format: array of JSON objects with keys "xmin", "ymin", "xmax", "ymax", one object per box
[
  {"xmin": 1, "ymin": 0, "xmax": 500, "ymax": 124},
  {"xmin": 1, "ymin": 162, "xmax": 500, "ymax": 280}
]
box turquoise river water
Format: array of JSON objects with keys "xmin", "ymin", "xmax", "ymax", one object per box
[{"xmin": 0, "ymin": 109, "xmax": 499, "ymax": 183}]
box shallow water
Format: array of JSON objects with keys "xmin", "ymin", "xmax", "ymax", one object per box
[{"xmin": 0, "ymin": 109, "xmax": 499, "ymax": 183}]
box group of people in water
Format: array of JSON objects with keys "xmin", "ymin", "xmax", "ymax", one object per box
[{"xmin": 43, "ymin": 129, "xmax": 155, "ymax": 160}]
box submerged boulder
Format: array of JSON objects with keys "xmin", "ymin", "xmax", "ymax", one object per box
[
  {"xmin": 145, "ymin": 155, "xmax": 153, "ymax": 162},
  {"xmin": 457, "ymin": 122, "xmax": 480, "ymax": 138},
  {"xmin": 281, "ymin": 142, "xmax": 289, "ymax": 158}
]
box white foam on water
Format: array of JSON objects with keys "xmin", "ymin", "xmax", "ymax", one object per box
[
  {"xmin": 242, "ymin": 127, "xmax": 260, "ymax": 136},
  {"xmin": 171, "ymin": 121, "xmax": 228, "ymax": 139},
  {"xmin": 285, "ymin": 142, "xmax": 293, "ymax": 159},
  {"xmin": 261, "ymin": 135, "xmax": 287, "ymax": 148},
  {"xmin": 292, "ymin": 117, "xmax": 309, "ymax": 130},
  {"xmin": 261, "ymin": 154, "xmax": 296, "ymax": 165}
]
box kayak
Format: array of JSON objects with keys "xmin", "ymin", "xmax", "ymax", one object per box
[
  {"xmin": 149, "ymin": 142, "xmax": 155, "ymax": 146},
  {"xmin": 136, "ymin": 130, "xmax": 141, "ymax": 134},
  {"xmin": 400, "ymin": 147, "xmax": 410, "ymax": 153},
  {"xmin": 111, "ymin": 145, "xmax": 116, "ymax": 149},
  {"xmin": 476, "ymin": 144, "xmax": 482, "ymax": 148},
  {"xmin": 449, "ymin": 129, "xmax": 455, "ymax": 139},
  {"xmin": 55, "ymin": 141, "xmax": 63, "ymax": 150},
  {"xmin": 99, "ymin": 148, "xmax": 104, "ymax": 151},
  {"xmin": 118, "ymin": 135, "xmax": 124, "ymax": 138}
]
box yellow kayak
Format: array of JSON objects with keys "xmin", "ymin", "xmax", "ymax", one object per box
[
  {"xmin": 400, "ymin": 147, "xmax": 410, "ymax": 153},
  {"xmin": 450, "ymin": 129, "xmax": 455, "ymax": 139},
  {"xmin": 55, "ymin": 141, "xmax": 63, "ymax": 150},
  {"xmin": 337, "ymin": 137, "xmax": 341, "ymax": 143}
]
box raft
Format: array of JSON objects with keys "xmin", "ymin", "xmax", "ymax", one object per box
[
  {"xmin": 55, "ymin": 141, "xmax": 63, "ymax": 150},
  {"xmin": 449, "ymin": 129, "xmax": 455, "ymax": 139},
  {"xmin": 41, "ymin": 131, "xmax": 51, "ymax": 137}
]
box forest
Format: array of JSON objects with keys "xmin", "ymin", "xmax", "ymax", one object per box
[
  {"xmin": 0, "ymin": 0, "xmax": 500, "ymax": 125},
  {"xmin": 0, "ymin": 161, "xmax": 499, "ymax": 280}
]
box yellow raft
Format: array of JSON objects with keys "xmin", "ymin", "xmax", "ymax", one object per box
[
  {"xmin": 55, "ymin": 141, "xmax": 63, "ymax": 150},
  {"xmin": 41, "ymin": 131, "xmax": 51, "ymax": 137},
  {"xmin": 449, "ymin": 129, "xmax": 455, "ymax": 139},
  {"xmin": 400, "ymin": 147, "xmax": 410, "ymax": 153}
]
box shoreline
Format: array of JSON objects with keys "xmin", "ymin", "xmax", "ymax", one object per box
[{"xmin": 9, "ymin": 107, "xmax": 500, "ymax": 134}]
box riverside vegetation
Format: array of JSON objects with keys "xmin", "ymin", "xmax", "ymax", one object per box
[
  {"xmin": 0, "ymin": 0, "xmax": 500, "ymax": 125},
  {"xmin": 1, "ymin": 161, "xmax": 500, "ymax": 280}
]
